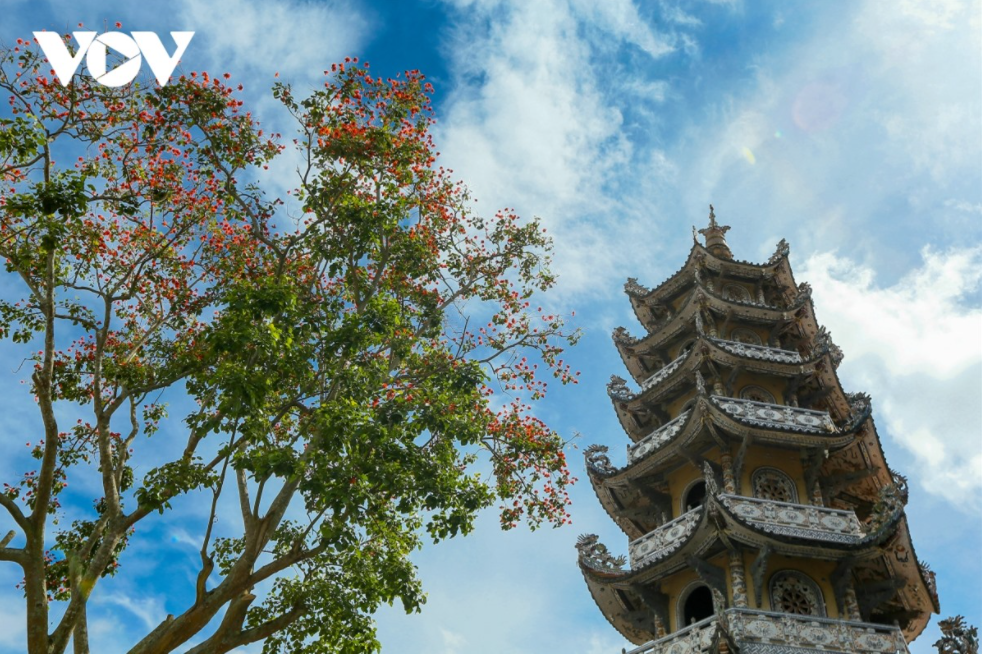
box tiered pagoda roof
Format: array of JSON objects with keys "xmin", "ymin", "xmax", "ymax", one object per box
[{"xmin": 577, "ymin": 208, "xmax": 938, "ymax": 654}]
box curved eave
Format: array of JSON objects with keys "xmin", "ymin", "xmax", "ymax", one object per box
[
  {"xmin": 716, "ymin": 493, "xmax": 906, "ymax": 555},
  {"xmin": 611, "ymin": 374, "xmax": 863, "ymax": 445},
  {"xmin": 585, "ymin": 463, "xmax": 648, "ymax": 540},
  {"xmin": 626, "ymin": 244, "xmax": 701, "ymax": 327},
  {"xmin": 579, "ymin": 560, "xmax": 651, "ymax": 645},
  {"xmin": 885, "ymin": 515, "xmax": 940, "ymax": 642},
  {"xmin": 823, "ymin": 415, "xmax": 900, "ymax": 505},
  {"xmin": 579, "ymin": 506, "xmax": 716, "ymax": 586},
  {"xmin": 625, "ymin": 241, "xmax": 793, "ymax": 328},
  {"xmin": 621, "ymin": 331, "xmax": 829, "ymax": 389},
  {"xmin": 617, "ymin": 280, "xmax": 812, "ymax": 373},
  {"xmin": 609, "ymin": 349, "xmax": 701, "ymax": 439},
  {"xmin": 601, "ymin": 402, "xmax": 860, "ymax": 494},
  {"xmin": 707, "ymin": 395, "xmax": 862, "ymax": 449},
  {"xmin": 586, "ymin": 404, "xmax": 706, "ymax": 537}
]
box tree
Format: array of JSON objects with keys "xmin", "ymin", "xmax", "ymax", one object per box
[{"xmin": 0, "ymin": 33, "xmax": 579, "ymax": 654}]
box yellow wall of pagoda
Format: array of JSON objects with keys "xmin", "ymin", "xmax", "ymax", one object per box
[
  {"xmin": 665, "ymin": 392, "xmax": 696, "ymax": 421},
  {"xmin": 732, "ymin": 372, "xmax": 786, "ymax": 405},
  {"xmin": 664, "ymin": 569, "xmax": 698, "ymax": 631},
  {"xmin": 738, "ymin": 446, "xmax": 809, "ymax": 501},
  {"xmin": 721, "ymin": 323, "xmax": 767, "ymax": 343},
  {"xmin": 663, "ymin": 552, "xmax": 843, "ymax": 632},
  {"xmin": 663, "ymin": 445, "xmax": 812, "ymax": 516},
  {"xmin": 665, "ymin": 459, "xmax": 716, "ymax": 516}
]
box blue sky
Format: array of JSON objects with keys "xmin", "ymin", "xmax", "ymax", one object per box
[{"xmin": 0, "ymin": 1, "xmax": 980, "ymax": 653}]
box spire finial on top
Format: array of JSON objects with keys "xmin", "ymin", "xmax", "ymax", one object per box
[{"xmin": 697, "ymin": 203, "xmax": 733, "ymax": 259}]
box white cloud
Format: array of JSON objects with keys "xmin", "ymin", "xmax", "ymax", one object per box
[
  {"xmin": 898, "ymin": 0, "xmax": 966, "ymax": 29},
  {"xmin": 854, "ymin": 0, "xmax": 981, "ymax": 182},
  {"xmin": 800, "ymin": 247, "xmax": 982, "ymax": 509},
  {"xmin": 440, "ymin": 627, "xmax": 467, "ymax": 654},
  {"xmin": 434, "ymin": 0, "xmax": 692, "ymax": 301},
  {"xmin": 800, "ymin": 247, "xmax": 982, "ymax": 378},
  {"xmin": 944, "ymin": 199, "xmax": 982, "ymax": 215},
  {"xmin": 569, "ymin": 0, "xmax": 675, "ymax": 58},
  {"xmin": 662, "ymin": 0, "xmax": 981, "ymax": 261},
  {"xmin": 169, "ymin": 526, "xmax": 201, "ymax": 549},
  {"xmin": 98, "ymin": 593, "xmax": 167, "ymax": 630},
  {"xmin": 177, "ymin": 0, "xmax": 369, "ymax": 85}
]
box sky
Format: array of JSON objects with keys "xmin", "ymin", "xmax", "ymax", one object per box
[{"xmin": 0, "ymin": 1, "xmax": 980, "ymax": 653}]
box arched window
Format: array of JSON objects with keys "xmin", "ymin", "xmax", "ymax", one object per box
[
  {"xmin": 752, "ymin": 467, "xmax": 799, "ymax": 504},
  {"xmin": 682, "ymin": 479, "xmax": 707, "ymax": 513},
  {"xmin": 723, "ymin": 283, "xmax": 752, "ymax": 302},
  {"xmin": 739, "ymin": 384, "xmax": 775, "ymax": 404},
  {"xmin": 769, "ymin": 570, "xmax": 826, "ymax": 617},
  {"xmin": 679, "ymin": 583, "xmax": 715, "ymax": 627},
  {"xmin": 729, "ymin": 327, "xmax": 762, "ymax": 345}
]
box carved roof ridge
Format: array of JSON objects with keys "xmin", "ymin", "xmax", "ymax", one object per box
[
  {"xmin": 579, "ymin": 508, "xmax": 714, "ymax": 581},
  {"xmin": 616, "ymin": 280, "xmax": 814, "ymax": 363},
  {"xmin": 625, "ymin": 239, "xmax": 793, "ymax": 327},
  {"xmin": 613, "ymin": 337, "xmax": 828, "ymax": 405},
  {"xmin": 716, "ymin": 490, "xmax": 907, "ymax": 550}
]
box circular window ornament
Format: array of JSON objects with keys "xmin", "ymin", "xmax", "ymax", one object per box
[
  {"xmin": 769, "ymin": 571, "xmax": 826, "ymax": 617},
  {"xmin": 729, "ymin": 327, "xmax": 762, "ymax": 345},
  {"xmin": 740, "ymin": 385, "xmax": 776, "ymax": 404},
  {"xmin": 752, "ymin": 467, "xmax": 798, "ymax": 503},
  {"xmin": 723, "ymin": 283, "xmax": 752, "ymax": 302}
]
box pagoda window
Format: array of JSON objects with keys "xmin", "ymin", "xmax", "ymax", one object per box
[
  {"xmin": 739, "ymin": 384, "xmax": 776, "ymax": 404},
  {"xmin": 768, "ymin": 570, "xmax": 826, "ymax": 617},
  {"xmin": 682, "ymin": 479, "xmax": 707, "ymax": 513},
  {"xmin": 751, "ymin": 467, "xmax": 798, "ymax": 503},
  {"xmin": 679, "ymin": 583, "xmax": 715, "ymax": 627},
  {"xmin": 729, "ymin": 327, "xmax": 762, "ymax": 345},
  {"xmin": 722, "ymin": 283, "xmax": 752, "ymax": 302}
]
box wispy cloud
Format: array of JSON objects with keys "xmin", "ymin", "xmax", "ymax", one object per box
[
  {"xmin": 177, "ymin": 0, "xmax": 370, "ymax": 85},
  {"xmin": 801, "ymin": 247, "xmax": 982, "ymax": 509},
  {"xmin": 434, "ymin": 0, "xmax": 691, "ymax": 302},
  {"xmin": 440, "ymin": 627, "xmax": 467, "ymax": 654},
  {"xmin": 99, "ymin": 593, "xmax": 168, "ymax": 630}
]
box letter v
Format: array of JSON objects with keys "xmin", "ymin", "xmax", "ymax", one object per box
[
  {"xmin": 33, "ymin": 32, "xmax": 96, "ymax": 86},
  {"xmin": 131, "ymin": 32, "xmax": 194, "ymax": 86}
]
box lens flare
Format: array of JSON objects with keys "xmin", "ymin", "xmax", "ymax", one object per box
[
  {"xmin": 792, "ymin": 81, "xmax": 847, "ymax": 132},
  {"xmin": 742, "ymin": 147, "xmax": 756, "ymax": 165}
]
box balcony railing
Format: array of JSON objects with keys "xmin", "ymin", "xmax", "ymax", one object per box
[
  {"xmin": 628, "ymin": 410, "xmax": 691, "ymax": 463},
  {"xmin": 712, "ymin": 396, "xmax": 835, "ymax": 434},
  {"xmin": 625, "ymin": 615, "xmax": 715, "ymax": 654},
  {"xmin": 628, "ymin": 507, "xmax": 702, "ymax": 568},
  {"xmin": 719, "ymin": 494, "xmax": 864, "ymax": 544},
  {"xmin": 625, "ymin": 609, "xmax": 910, "ymax": 654},
  {"xmin": 710, "ymin": 337, "xmax": 803, "ymax": 364},
  {"xmin": 640, "ymin": 353, "xmax": 688, "ymax": 392}
]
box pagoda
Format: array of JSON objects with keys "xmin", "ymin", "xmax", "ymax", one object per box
[{"xmin": 577, "ymin": 208, "xmax": 939, "ymax": 654}]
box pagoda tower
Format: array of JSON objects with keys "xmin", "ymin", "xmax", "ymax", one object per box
[{"xmin": 577, "ymin": 208, "xmax": 939, "ymax": 654}]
